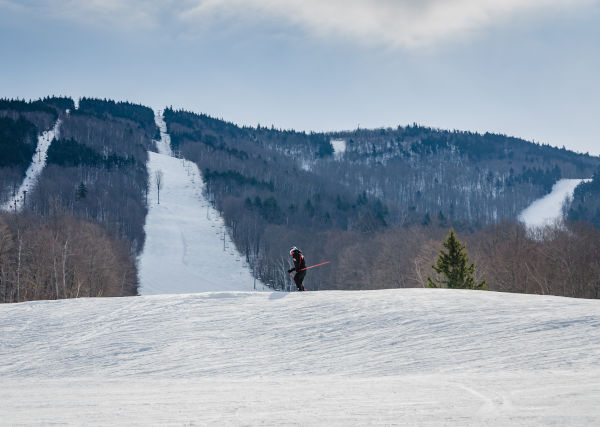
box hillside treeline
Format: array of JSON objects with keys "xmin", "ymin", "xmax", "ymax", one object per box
[
  {"xmin": 164, "ymin": 108, "xmax": 600, "ymax": 294},
  {"xmin": 3, "ymin": 97, "xmax": 600, "ymax": 300},
  {"xmin": 25, "ymin": 98, "xmax": 153, "ymax": 255},
  {"xmin": 164, "ymin": 107, "xmax": 388, "ymax": 289},
  {"xmin": 0, "ymin": 211, "xmax": 137, "ymax": 303},
  {"xmin": 569, "ymin": 166, "xmax": 600, "ymax": 227},
  {"xmin": 0, "ymin": 97, "xmax": 70, "ymax": 200},
  {"xmin": 327, "ymin": 126, "xmax": 598, "ymax": 225},
  {"xmin": 330, "ymin": 220, "xmax": 600, "ymax": 299},
  {"xmin": 0, "ymin": 97, "xmax": 155, "ymax": 300}
]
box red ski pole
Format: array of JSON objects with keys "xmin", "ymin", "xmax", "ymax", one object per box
[{"xmin": 297, "ymin": 261, "xmax": 330, "ymax": 272}]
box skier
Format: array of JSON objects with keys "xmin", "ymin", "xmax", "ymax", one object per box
[{"xmin": 288, "ymin": 246, "xmax": 306, "ymax": 291}]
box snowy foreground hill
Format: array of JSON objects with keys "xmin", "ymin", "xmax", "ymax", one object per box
[{"xmin": 1, "ymin": 289, "xmax": 599, "ymax": 425}]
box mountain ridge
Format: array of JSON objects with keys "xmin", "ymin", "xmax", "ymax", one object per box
[{"xmin": 1, "ymin": 96, "xmax": 600, "ymax": 298}]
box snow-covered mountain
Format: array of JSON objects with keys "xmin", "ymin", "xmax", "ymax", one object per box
[
  {"xmin": 1, "ymin": 289, "xmax": 598, "ymax": 425},
  {"xmin": 137, "ymin": 111, "xmax": 264, "ymax": 294}
]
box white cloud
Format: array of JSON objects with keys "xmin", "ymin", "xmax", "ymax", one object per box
[
  {"xmin": 191, "ymin": 0, "xmax": 594, "ymax": 48},
  {"xmin": 3, "ymin": 0, "xmax": 595, "ymax": 48}
]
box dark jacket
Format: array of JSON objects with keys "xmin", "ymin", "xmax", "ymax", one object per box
[{"xmin": 290, "ymin": 250, "xmax": 306, "ymax": 272}]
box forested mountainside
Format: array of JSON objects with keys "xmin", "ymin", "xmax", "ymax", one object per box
[
  {"xmin": 569, "ymin": 166, "xmax": 600, "ymax": 227},
  {"xmin": 0, "ymin": 97, "xmax": 153, "ymax": 302},
  {"xmin": 163, "ymin": 108, "xmax": 600, "ymax": 294},
  {"xmin": 2, "ymin": 97, "xmax": 600, "ymax": 302},
  {"xmin": 36, "ymin": 97, "xmax": 154, "ymax": 252},
  {"xmin": 0, "ymin": 98, "xmax": 63, "ymax": 192},
  {"xmin": 329, "ymin": 127, "xmax": 598, "ymax": 224}
]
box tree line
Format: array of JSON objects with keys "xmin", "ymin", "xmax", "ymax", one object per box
[
  {"xmin": 164, "ymin": 107, "xmax": 391, "ymax": 289},
  {"xmin": 2, "ymin": 97, "xmax": 600, "ymax": 301},
  {"xmin": 568, "ymin": 166, "xmax": 600, "ymax": 227},
  {"xmin": 1, "ymin": 99, "xmax": 62, "ymax": 209},
  {"xmin": 324, "ymin": 126, "xmax": 598, "ymax": 225},
  {"xmin": 1, "ymin": 97, "xmax": 155, "ymax": 301},
  {"xmin": 164, "ymin": 107, "xmax": 600, "ymax": 295},
  {"xmin": 323, "ymin": 219, "xmax": 600, "ymax": 299},
  {"xmin": 29, "ymin": 99, "xmax": 154, "ymax": 255},
  {"xmin": 0, "ymin": 116, "xmax": 37, "ymax": 169},
  {"xmin": 0, "ymin": 211, "xmax": 137, "ymax": 303}
]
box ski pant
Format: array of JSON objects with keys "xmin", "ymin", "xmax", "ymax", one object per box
[{"xmin": 294, "ymin": 270, "xmax": 306, "ymax": 291}]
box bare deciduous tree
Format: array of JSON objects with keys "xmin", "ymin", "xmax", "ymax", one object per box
[
  {"xmin": 155, "ymin": 170, "xmax": 164, "ymax": 205},
  {"xmin": 0, "ymin": 212, "xmax": 138, "ymax": 303}
]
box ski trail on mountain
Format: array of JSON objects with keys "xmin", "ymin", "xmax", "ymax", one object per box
[
  {"xmin": 1, "ymin": 119, "xmax": 61, "ymax": 211},
  {"xmin": 519, "ymin": 178, "xmax": 591, "ymax": 229},
  {"xmin": 137, "ymin": 110, "xmax": 264, "ymax": 294},
  {"xmin": 152, "ymin": 109, "xmax": 172, "ymax": 156}
]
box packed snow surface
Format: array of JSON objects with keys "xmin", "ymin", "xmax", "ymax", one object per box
[
  {"xmin": 519, "ymin": 178, "xmax": 591, "ymax": 229},
  {"xmin": 138, "ymin": 111, "xmax": 262, "ymax": 294},
  {"xmin": 1, "ymin": 119, "xmax": 61, "ymax": 211},
  {"xmin": 1, "ymin": 289, "xmax": 599, "ymax": 425}
]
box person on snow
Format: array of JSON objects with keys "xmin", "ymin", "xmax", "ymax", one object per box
[{"xmin": 288, "ymin": 246, "xmax": 306, "ymax": 291}]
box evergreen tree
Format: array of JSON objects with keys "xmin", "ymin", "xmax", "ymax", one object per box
[
  {"xmin": 76, "ymin": 182, "xmax": 88, "ymax": 200},
  {"xmin": 427, "ymin": 228, "xmax": 487, "ymax": 290}
]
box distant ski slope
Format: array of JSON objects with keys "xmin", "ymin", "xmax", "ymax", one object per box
[
  {"xmin": 137, "ymin": 110, "xmax": 263, "ymax": 294},
  {"xmin": 1, "ymin": 118, "xmax": 61, "ymax": 211},
  {"xmin": 0, "ymin": 289, "xmax": 599, "ymax": 425},
  {"xmin": 152, "ymin": 108, "xmax": 172, "ymax": 156},
  {"xmin": 519, "ymin": 178, "xmax": 591, "ymax": 229}
]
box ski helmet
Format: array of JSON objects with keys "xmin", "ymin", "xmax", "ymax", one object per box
[{"xmin": 289, "ymin": 246, "xmax": 299, "ymax": 255}]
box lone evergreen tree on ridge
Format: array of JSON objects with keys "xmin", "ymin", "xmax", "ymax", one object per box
[{"xmin": 427, "ymin": 228, "xmax": 487, "ymax": 290}]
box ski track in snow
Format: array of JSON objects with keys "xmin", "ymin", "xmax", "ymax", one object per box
[
  {"xmin": 1, "ymin": 119, "xmax": 61, "ymax": 211},
  {"xmin": 519, "ymin": 178, "xmax": 591, "ymax": 229},
  {"xmin": 137, "ymin": 110, "xmax": 263, "ymax": 294},
  {"xmin": 0, "ymin": 289, "xmax": 599, "ymax": 425}
]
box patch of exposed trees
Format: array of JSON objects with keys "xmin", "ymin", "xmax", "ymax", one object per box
[{"xmin": 0, "ymin": 211, "xmax": 137, "ymax": 303}]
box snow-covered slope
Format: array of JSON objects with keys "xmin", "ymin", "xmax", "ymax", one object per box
[
  {"xmin": 330, "ymin": 138, "xmax": 346, "ymax": 160},
  {"xmin": 137, "ymin": 111, "xmax": 263, "ymax": 294},
  {"xmin": 152, "ymin": 109, "xmax": 172, "ymax": 156},
  {"xmin": 1, "ymin": 289, "xmax": 599, "ymax": 425},
  {"xmin": 1, "ymin": 119, "xmax": 61, "ymax": 211},
  {"xmin": 519, "ymin": 178, "xmax": 591, "ymax": 229}
]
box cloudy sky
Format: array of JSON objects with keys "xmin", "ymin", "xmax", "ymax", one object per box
[{"xmin": 1, "ymin": 0, "xmax": 599, "ymax": 154}]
